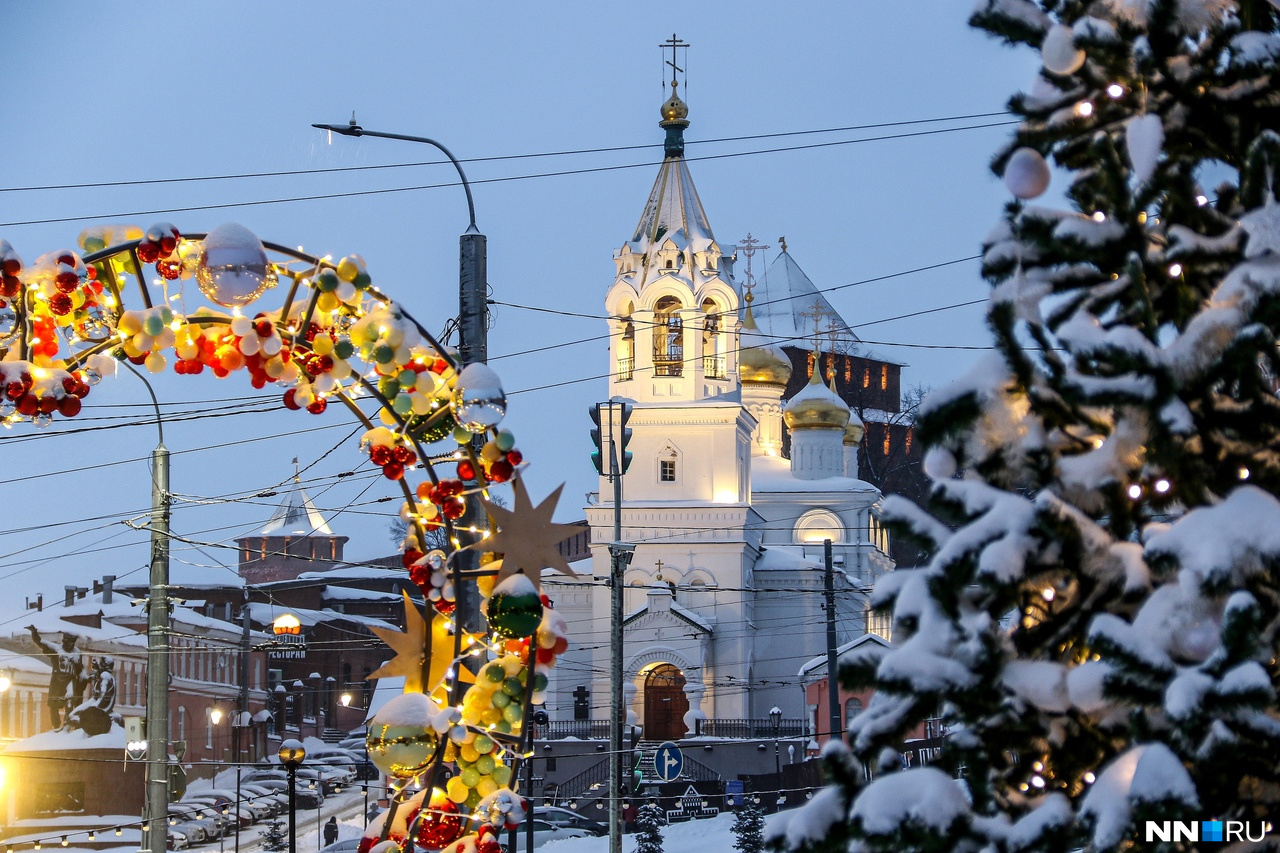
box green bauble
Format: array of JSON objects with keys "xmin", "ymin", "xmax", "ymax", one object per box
[
  {"xmin": 486, "ymin": 574, "xmax": 543, "ymax": 640},
  {"xmin": 366, "ymin": 693, "xmax": 440, "ymax": 780}
]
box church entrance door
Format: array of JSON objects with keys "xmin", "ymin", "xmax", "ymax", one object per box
[{"xmin": 643, "ymin": 663, "xmax": 688, "ymax": 742}]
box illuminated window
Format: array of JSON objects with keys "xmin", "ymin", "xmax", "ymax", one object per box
[
  {"xmin": 653, "ymin": 297, "xmax": 683, "ymax": 377},
  {"xmin": 807, "ymin": 351, "xmax": 815, "ymax": 378},
  {"xmin": 883, "ymin": 432, "xmax": 891, "ymax": 456},
  {"xmin": 844, "ymin": 356, "xmax": 852, "ymax": 383},
  {"xmin": 862, "ymin": 368, "xmax": 870, "ymax": 388},
  {"xmin": 880, "ymin": 364, "xmax": 888, "ymax": 390},
  {"xmin": 905, "ymin": 428, "xmax": 913, "ymax": 454},
  {"xmin": 866, "ymin": 607, "xmax": 892, "ymax": 641}
]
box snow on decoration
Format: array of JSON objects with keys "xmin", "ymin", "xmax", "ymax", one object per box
[
  {"xmin": 1125, "ymin": 113, "xmax": 1164, "ymax": 184},
  {"xmin": 1003, "ymin": 147, "xmax": 1051, "ymax": 199},
  {"xmin": 1041, "ymin": 24, "xmax": 1085, "ymax": 74},
  {"xmin": 1240, "ymin": 197, "xmax": 1280, "ymax": 258},
  {"xmin": 0, "ymin": 224, "xmax": 575, "ymax": 853}
]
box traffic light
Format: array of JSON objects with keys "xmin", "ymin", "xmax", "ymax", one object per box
[
  {"xmin": 589, "ymin": 402, "xmax": 635, "ymax": 477},
  {"xmin": 618, "ymin": 403, "xmax": 634, "ymax": 474},
  {"xmin": 589, "ymin": 403, "xmax": 605, "ymax": 475}
]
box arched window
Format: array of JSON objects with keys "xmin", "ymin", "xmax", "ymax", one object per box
[
  {"xmin": 844, "ymin": 697, "xmax": 863, "ymax": 728},
  {"xmin": 653, "ymin": 297, "xmax": 683, "ymax": 377},
  {"xmin": 700, "ymin": 299, "xmax": 726, "ymax": 379},
  {"xmin": 794, "ymin": 508, "xmax": 844, "ymax": 545},
  {"xmin": 618, "ymin": 321, "xmax": 635, "ymax": 381}
]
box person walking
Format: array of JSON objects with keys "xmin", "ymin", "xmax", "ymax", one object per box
[{"xmin": 323, "ymin": 817, "xmax": 338, "ymax": 847}]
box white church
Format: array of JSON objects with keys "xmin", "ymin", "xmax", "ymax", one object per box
[{"xmin": 546, "ymin": 78, "xmax": 894, "ymax": 744}]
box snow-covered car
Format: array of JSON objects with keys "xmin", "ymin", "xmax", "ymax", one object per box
[
  {"xmin": 167, "ymin": 827, "xmax": 191, "ymax": 850},
  {"xmin": 501, "ymin": 820, "xmax": 591, "ymax": 852},
  {"xmin": 248, "ymin": 777, "xmax": 324, "ymax": 809},
  {"xmin": 532, "ymin": 807, "xmax": 607, "ymax": 836}
]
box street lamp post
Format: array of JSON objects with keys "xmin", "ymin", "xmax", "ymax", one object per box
[
  {"xmin": 312, "ymin": 115, "xmax": 489, "ymax": 636},
  {"xmin": 279, "ymin": 739, "xmax": 307, "ymax": 853},
  {"xmin": 769, "ymin": 707, "xmax": 782, "ymax": 786}
]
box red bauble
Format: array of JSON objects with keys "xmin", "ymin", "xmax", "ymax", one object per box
[
  {"xmin": 441, "ymin": 497, "xmax": 466, "ymax": 520},
  {"xmin": 136, "ymin": 242, "xmax": 160, "ymax": 264},
  {"xmin": 392, "ymin": 445, "xmax": 415, "ymax": 465},
  {"xmin": 159, "ymin": 234, "xmax": 178, "ymax": 255},
  {"xmin": 456, "ymin": 460, "xmax": 475, "ymax": 481},
  {"xmin": 1, "ymin": 258, "xmax": 19, "ymax": 275},
  {"xmin": 506, "ymin": 449, "xmax": 523, "ymax": 466},
  {"xmin": 49, "ymin": 293, "xmax": 72, "ymax": 315},
  {"xmin": 156, "ymin": 259, "xmax": 181, "ymax": 280},
  {"xmin": 254, "ymin": 318, "xmax": 275, "ymax": 338},
  {"xmin": 5, "ymin": 382, "xmax": 24, "ymax": 401},
  {"xmin": 382, "ymin": 462, "xmax": 405, "ymax": 481},
  {"xmin": 401, "ymin": 549, "xmax": 424, "ymax": 569},
  {"xmin": 356, "ymin": 838, "xmax": 374, "ymax": 853},
  {"xmin": 61, "ymin": 377, "xmax": 78, "ymax": 394},
  {"xmin": 37, "ymin": 396, "xmax": 57, "ymax": 414},
  {"xmin": 306, "ymin": 397, "xmax": 328, "ymax": 415},
  {"xmin": 57, "ymin": 396, "xmax": 82, "ymax": 417},
  {"xmin": 15, "ymin": 395, "xmax": 38, "ymax": 416},
  {"xmin": 127, "ymin": 353, "xmax": 148, "ymax": 365},
  {"xmin": 415, "ymin": 801, "xmax": 462, "ymax": 850},
  {"xmin": 369, "ymin": 445, "xmax": 392, "ymax": 466},
  {"xmin": 488, "ymin": 459, "xmax": 514, "ymax": 483},
  {"xmin": 55, "ymin": 271, "xmax": 79, "ymax": 293},
  {"xmin": 0, "ymin": 276, "xmax": 19, "ymax": 298},
  {"xmin": 283, "ymin": 389, "xmax": 301, "ymax": 410}
]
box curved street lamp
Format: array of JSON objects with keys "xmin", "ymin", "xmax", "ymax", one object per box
[{"xmin": 278, "ymin": 739, "xmax": 307, "ymax": 853}]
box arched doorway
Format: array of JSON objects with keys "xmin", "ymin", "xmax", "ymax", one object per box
[{"xmin": 643, "ymin": 663, "xmax": 688, "ymax": 742}]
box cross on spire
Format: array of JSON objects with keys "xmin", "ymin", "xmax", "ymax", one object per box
[
  {"xmin": 660, "ymin": 33, "xmax": 690, "ymax": 90},
  {"xmin": 798, "ymin": 299, "xmax": 832, "ymax": 345},
  {"xmin": 737, "ymin": 233, "xmax": 770, "ymax": 302},
  {"xmin": 654, "ymin": 558, "xmax": 666, "ymax": 581}
]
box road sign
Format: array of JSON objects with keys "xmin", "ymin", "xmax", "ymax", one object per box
[{"xmin": 653, "ymin": 741, "xmax": 683, "ymax": 782}]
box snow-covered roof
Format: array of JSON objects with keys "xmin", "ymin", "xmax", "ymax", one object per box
[
  {"xmin": 628, "ymin": 153, "xmax": 716, "ymax": 287},
  {"xmin": 798, "ymin": 632, "xmax": 890, "ymax": 678},
  {"xmin": 320, "ymin": 586, "xmax": 401, "ymax": 603},
  {"xmin": 750, "ymin": 454, "xmax": 878, "ymax": 493},
  {"xmin": 294, "ymin": 565, "xmax": 404, "ymax": 583},
  {"xmin": 259, "ymin": 473, "xmax": 337, "ymax": 536},
  {"xmin": 243, "ymin": 602, "xmax": 397, "ymax": 633},
  {"xmin": 753, "ymin": 548, "xmax": 822, "ymax": 573},
  {"xmin": 752, "ymin": 250, "xmax": 859, "ymax": 348},
  {"xmin": 4, "ymin": 724, "xmax": 126, "ymax": 753}
]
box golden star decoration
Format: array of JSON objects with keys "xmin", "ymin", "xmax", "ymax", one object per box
[
  {"xmin": 476, "ymin": 479, "xmax": 580, "ymax": 591},
  {"xmin": 368, "ymin": 592, "xmax": 477, "ymax": 697}
]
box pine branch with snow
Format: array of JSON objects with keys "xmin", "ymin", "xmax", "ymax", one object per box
[{"xmin": 773, "ymin": 0, "xmax": 1280, "ymax": 850}]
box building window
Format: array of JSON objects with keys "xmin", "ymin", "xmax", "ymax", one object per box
[
  {"xmin": 883, "ymin": 431, "xmax": 891, "ymax": 456},
  {"xmin": 807, "ymin": 351, "xmax": 816, "ymax": 378},
  {"xmin": 701, "ymin": 301, "xmax": 726, "ymax": 380},
  {"xmin": 618, "ymin": 321, "xmax": 635, "ymax": 381},
  {"xmin": 660, "ymin": 459, "xmax": 676, "ymax": 482},
  {"xmin": 844, "ymin": 356, "xmax": 852, "ymax": 383},
  {"xmin": 881, "ymin": 364, "xmax": 888, "ymax": 390},
  {"xmin": 862, "ymin": 367, "xmax": 870, "ymax": 388},
  {"xmin": 844, "ymin": 698, "xmax": 863, "ymax": 728},
  {"xmin": 867, "ymin": 607, "xmax": 892, "ymax": 641},
  {"xmin": 178, "ymin": 706, "xmax": 186, "ymax": 741},
  {"xmin": 653, "ymin": 297, "xmax": 684, "ymax": 377},
  {"xmin": 206, "ymin": 716, "xmax": 214, "ymax": 749},
  {"xmin": 905, "ymin": 427, "xmax": 913, "ymax": 454}
]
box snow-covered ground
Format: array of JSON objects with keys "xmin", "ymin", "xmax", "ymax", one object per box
[{"xmin": 523, "ymin": 812, "xmax": 781, "ymax": 853}]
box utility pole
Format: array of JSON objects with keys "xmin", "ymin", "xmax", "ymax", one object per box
[
  {"xmin": 144, "ymin": 436, "xmax": 170, "ymax": 853},
  {"xmin": 593, "ymin": 401, "xmax": 634, "ymax": 853},
  {"xmin": 823, "ymin": 540, "xmax": 841, "ymax": 744}
]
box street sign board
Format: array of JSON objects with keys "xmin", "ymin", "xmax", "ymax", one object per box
[{"xmin": 653, "ymin": 741, "xmax": 683, "ymax": 782}]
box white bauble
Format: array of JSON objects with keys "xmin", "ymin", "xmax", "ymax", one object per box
[
  {"xmin": 1003, "ymin": 148, "xmax": 1052, "ymax": 199},
  {"xmin": 1042, "ymin": 24, "xmax": 1085, "ymax": 75}
]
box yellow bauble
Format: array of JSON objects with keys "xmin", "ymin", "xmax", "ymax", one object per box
[
  {"xmin": 145, "ymin": 352, "xmax": 166, "ymax": 374},
  {"xmin": 476, "ymin": 575, "xmax": 495, "ymax": 598},
  {"xmin": 460, "ymin": 743, "xmax": 480, "ymax": 764},
  {"xmin": 446, "ymin": 776, "xmax": 469, "ymax": 804},
  {"xmin": 476, "ymin": 777, "xmax": 497, "ymax": 798},
  {"xmin": 317, "ymin": 291, "xmax": 341, "ymax": 312},
  {"xmin": 312, "ymin": 333, "xmax": 334, "ymax": 355}
]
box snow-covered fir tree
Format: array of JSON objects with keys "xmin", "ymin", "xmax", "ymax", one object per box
[
  {"xmin": 260, "ymin": 820, "xmax": 288, "ymax": 852},
  {"xmin": 733, "ymin": 794, "xmax": 766, "ymax": 853},
  {"xmin": 637, "ymin": 802, "xmax": 667, "ymax": 853},
  {"xmin": 770, "ymin": 0, "xmax": 1280, "ymax": 851}
]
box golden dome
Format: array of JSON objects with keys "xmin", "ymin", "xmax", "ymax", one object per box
[
  {"xmin": 784, "ymin": 367, "xmax": 851, "ymax": 430},
  {"xmin": 660, "ymin": 82, "xmax": 689, "ymax": 125},
  {"xmin": 739, "ymin": 302, "xmax": 792, "ymax": 386},
  {"xmin": 843, "ymin": 413, "xmax": 865, "ymax": 445}
]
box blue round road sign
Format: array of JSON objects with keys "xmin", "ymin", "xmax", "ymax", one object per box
[{"xmin": 654, "ymin": 741, "xmax": 683, "ymax": 782}]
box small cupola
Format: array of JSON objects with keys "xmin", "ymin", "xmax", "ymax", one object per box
[
  {"xmin": 784, "ymin": 363, "xmax": 851, "ymax": 431},
  {"xmin": 739, "ymin": 294, "xmax": 792, "ymax": 387}
]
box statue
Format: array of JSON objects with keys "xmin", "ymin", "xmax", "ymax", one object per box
[
  {"xmin": 66, "ymin": 656, "xmax": 119, "ymax": 736},
  {"xmin": 26, "ymin": 626, "xmax": 86, "ymax": 729}
]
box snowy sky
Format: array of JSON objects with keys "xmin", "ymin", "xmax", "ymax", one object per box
[{"xmin": 0, "ymin": 2, "xmax": 1037, "ymax": 622}]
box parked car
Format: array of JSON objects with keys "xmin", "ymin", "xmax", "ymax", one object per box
[
  {"xmin": 241, "ymin": 783, "xmax": 289, "ymax": 816},
  {"xmin": 184, "ymin": 792, "xmax": 270, "ymax": 823},
  {"xmin": 337, "ymin": 737, "xmax": 365, "ymax": 752},
  {"xmin": 189, "ymin": 804, "xmax": 234, "ymax": 836},
  {"xmin": 501, "ymin": 820, "xmax": 591, "ymax": 852},
  {"xmin": 246, "ymin": 777, "xmax": 324, "ymax": 809},
  {"xmin": 168, "ymin": 803, "xmax": 221, "ymax": 842},
  {"xmin": 167, "ymin": 827, "xmax": 191, "ymax": 850},
  {"xmin": 533, "ymin": 807, "xmax": 608, "ymax": 837},
  {"xmin": 319, "ymin": 840, "xmax": 362, "ymax": 853},
  {"xmin": 181, "ymin": 797, "xmax": 256, "ymax": 829},
  {"xmin": 241, "ymin": 768, "xmax": 288, "ymax": 785}
]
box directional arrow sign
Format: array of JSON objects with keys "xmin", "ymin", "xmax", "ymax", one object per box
[{"xmin": 654, "ymin": 741, "xmax": 683, "ymax": 782}]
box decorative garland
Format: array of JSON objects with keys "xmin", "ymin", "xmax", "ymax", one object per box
[{"xmin": 0, "ymin": 222, "xmax": 577, "ymax": 852}]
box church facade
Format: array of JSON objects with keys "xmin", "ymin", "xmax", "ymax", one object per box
[{"xmin": 545, "ymin": 81, "xmax": 894, "ymax": 745}]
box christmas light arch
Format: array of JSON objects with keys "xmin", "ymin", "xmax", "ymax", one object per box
[{"xmin": 0, "ymin": 223, "xmax": 573, "ymax": 853}]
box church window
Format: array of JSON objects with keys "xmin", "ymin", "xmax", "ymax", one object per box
[
  {"xmin": 845, "ymin": 698, "xmax": 863, "ymax": 727},
  {"xmin": 883, "ymin": 431, "xmax": 891, "ymax": 456},
  {"xmin": 867, "ymin": 606, "xmax": 892, "ymax": 641},
  {"xmin": 881, "ymin": 364, "xmax": 888, "ymax": 390},
  {"xmin": 701, "ymin": 299, "xmax": 726, "ymax": 379},
  {"xmin": 658, "ymin": 446, "xmax": 679, "ymax": 483},
  {"xmin": 862, "ymin": 367, "xmax": 870, "ymax": 388},
  {"xmin": 618, "ymin": 321, "xmax": 635, "ymax": 381},
  {"xmin": 905, "ymin": 427, "xmax": 913, "ymax": 454},
  {"xmin": 653, "ymin": 297, "xmax": 683, "ymax": 377},
  {"xmin": 844, "ymin": 356, "xmax": 852, "ymax": 383},
  {"xmin": 825, "ymin": 353, "xmax": 835, "ymax": 381},
  {"xmin": 794, "ymin": 508, "xmax": 844, "ymax": 545},
  {"xmin": 665, "ymin": 260, "xmax": 673, "ymax": 269},
  {"xmin": 807, "ymin": 351, "xmax": 815, "ymax": 378}
]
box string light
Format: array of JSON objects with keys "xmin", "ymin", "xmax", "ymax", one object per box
[
  {"xmin": 1083, "ymin": 772, "xmax": 1096, "ymax": 784},
  {"xmin": 1195, "ymin": 194, "xmax": 1209, "ymax": 206},
  {"xmin": 1041, "ymin": 588, "xmax": 1055, "ymax": 602},
  {"xmin": 1106, "ymin": 83, "xmax": 1124, "ymax": 98},
  {"xmin": 1076, "ymin": 101, "xmax": 1094, "ymax": 117},
  {"xmin": 1127, "ymin": 484, "xmax": 1142, "ymax": 499},
  {"xmin": 1239, "ymin": 467, "xmax": 1250, "ymax": 480},
  {"xmin": 1168, "ymin": 263, "xmax": 1183, "ymax": 277},
  {"xmin": 1091, "ymin": 211, "xmax": 1106, "ymax": 223}
]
